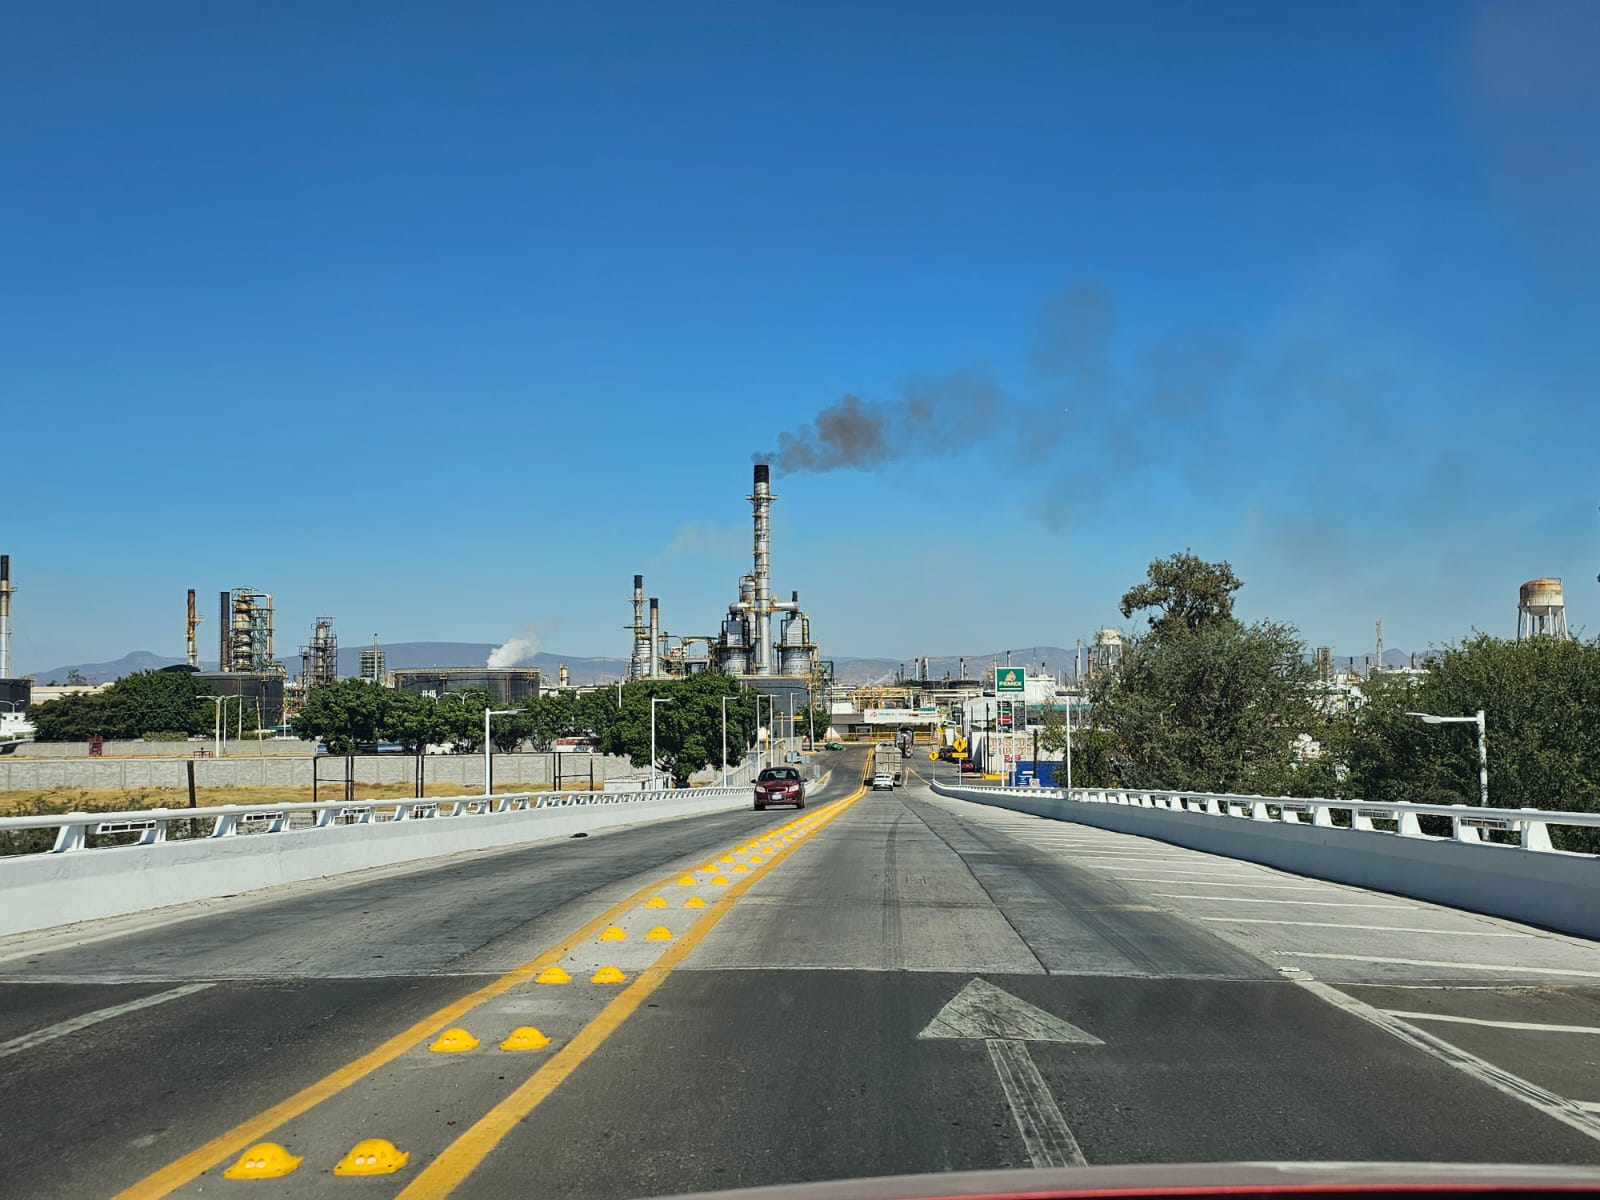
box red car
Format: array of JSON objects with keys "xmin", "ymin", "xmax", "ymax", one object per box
[{"xmin": 754, "ymin": 766, "xmax": 805, "ymax": 810}]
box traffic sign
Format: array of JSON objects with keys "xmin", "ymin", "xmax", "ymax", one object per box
[
  {"xmin": 996, "ymin": 668, "xmax": 1026, "ymax": 695},
  {"xmin": 952, "ymin": 736, "xmax": 968, "ymax": 753},
  {"xmin": 928, "ymin": 751, "xmax": 939, "ymax": 761}
]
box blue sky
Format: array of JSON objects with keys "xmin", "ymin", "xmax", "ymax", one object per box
[{"xmin": 5, "ymin": 1, "xmax": 1598, "ymax": 674}]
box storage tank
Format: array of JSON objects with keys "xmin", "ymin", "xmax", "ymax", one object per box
[{"xmin": 1518, "ymin": 578, "xmax": 1569, "ymax": 640}]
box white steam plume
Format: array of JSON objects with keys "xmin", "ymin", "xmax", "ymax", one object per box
[{"xmin": 487, "ymin": 637, "xmax": 538, "ymax": 668}]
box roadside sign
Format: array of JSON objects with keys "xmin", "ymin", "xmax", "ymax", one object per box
[
  {"xmin": 952, "ymin": 736, "xmax": 968, "ymax": 753},
  {"xmin": 928, "ymin": 751, "xmax": 938, "ymax": 761},
  {"xmin": 996, "ymin": 668, "xmax": 1026, "ymax": 695}
]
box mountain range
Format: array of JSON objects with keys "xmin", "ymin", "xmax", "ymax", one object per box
[{"xmin": 20, "ymin": 643, "xmax": 1418, "ymax": 688}]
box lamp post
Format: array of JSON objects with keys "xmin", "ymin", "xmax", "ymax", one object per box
[
  {"xmin": 650, "ymin": 697, "xmax": 673, "ymax": 789},
  {"xmin": 483, "ymin": 708, "xmax": 519, "ymax": 796},
  {"xmin": 1064, "ymin": 693, "xmax": 1074, "ymax": 795},
  {"xmin": 720, "ymin": 695, "xmax": 730, "ymax": 787},
  {"xmin": 1406, "ymin": 709, "xmax": 1489, "ymax": 807},
  {"xmin": 787, "ymin": 691, "xmax": 795, "ymax": 763},
  {"xmin": 202, "ymin": 695, "xmax": 228, "ymax": 759}
]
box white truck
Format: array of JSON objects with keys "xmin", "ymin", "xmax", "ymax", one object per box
[{"xmin": 871, "ymin": 741, "xmax": 901, "ymax": 790}]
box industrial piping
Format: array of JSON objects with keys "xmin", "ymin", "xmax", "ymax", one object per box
[{"xmin": 751, "ymin": 464, "xmax": 773, "ymax": 675}]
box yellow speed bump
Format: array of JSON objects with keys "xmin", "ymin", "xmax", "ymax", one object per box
[
  {"xmin": 429, "ymin": 1028, "xmax": 479, "ymax": 1053},
  {"xmin": 676, "ymin": 875, "xmax": 697, "ymax": 886},
  {"xmin": 732, "ymin": 864, "xmax": 749, "ymax": 873},
  {"xmin": 535, "ymin": 966, "xmax": 571, "ymax": 985},
  {"xmin": 645, "ymin": 896, "xmax": 667, "ymax": 909},
  {"xmin": 720, "ymin": 854, "xmax": 736, "ymax": 863},
  {"xmin": 645, "ymin": 926, "xmax": 674, "ymax": 941},
  {"xmin": 710, "ymin": 875, "xmax": 730, "ymax": 885},
  {"xmin": 500, "ymin": 1027, "xmax": 551, "ymax": 1051},
  {"xmin": 334, "ymin": 1138, "xmax": 410, "ymax": 1176},
  {"xmin": 749, "ymin": 855, "xmax": 763, "ymax": 864},
  {"xmin": 223, "ymin": 1142, "xmax": 301, "ymax": 1179},
  {"xmin": 700, "ymin": 863, "xmax": 717, "ymax": 872},
  {"xmin": 598, "ymin": 926, "xmax": 627, "ymax": 942},
  {"xmin": 685, "ymin": 896, "xmax": 707, "ymax": 908},
  {"xmin": 590, "ymin": 965, "xmax": 627, "ymax": 984}
]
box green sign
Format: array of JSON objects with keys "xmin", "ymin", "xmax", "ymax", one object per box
[{"xmin": 996, "ymin": 668, "xmax": 1026, "ymax": 695}]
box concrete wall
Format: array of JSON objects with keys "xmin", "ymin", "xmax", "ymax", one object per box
[
  {"xmin": 9, "ymin": 740, "xmax": 321, "ymax": 759},
  {"xmin": 932, "ymin": 782, "xmax": 1600, "ymax": 942},
  {"xmin": 0, "ymin": 753, "xmax": 657, "ymax": 793},
  {"xmin": 0, "ymin": 787, "xmax": 759, "ymax": 937}
]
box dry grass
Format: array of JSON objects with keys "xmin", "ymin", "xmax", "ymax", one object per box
[{"xmin": 0, "ymin": 780, "xmax": 595, "ymax": 815}]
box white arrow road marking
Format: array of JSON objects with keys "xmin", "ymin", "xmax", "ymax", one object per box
[{"xmin": 919, "ymin": 978, "xmax": 1098, "ymax": 1168}]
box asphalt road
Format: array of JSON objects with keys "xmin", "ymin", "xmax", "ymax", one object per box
[{"xmin": 4, "ymin": 748, "xmax": 1600, "ymax": 1200}]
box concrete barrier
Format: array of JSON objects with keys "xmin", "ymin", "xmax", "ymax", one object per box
[
  {"xmin": 0, "ymin": 787, "xmax": 756, "ymax": 938},
  {"xmin": 931, "ymin": 781, "xmax": 1600, "ymax": 942}
]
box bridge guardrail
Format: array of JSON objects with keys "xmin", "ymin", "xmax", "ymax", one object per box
[
  {"xmin": 953, "ymin": 784, "xmax": 1600, "ymax": 853},
  {"xmin": 0, "ymin": 785, "xmax": 760, "ymax": 938},
  {"xmin": 930, "ymin": 780, "xmax": 1600, "ymax": 941}
]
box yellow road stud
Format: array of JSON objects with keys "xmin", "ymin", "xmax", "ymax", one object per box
[
  {"xmin": 733, "ymin": 864, "xmax": 749, "ymax": 873},
  {"xmin": 676, "ymin": 875, "xmax": 698, "ymax": 886},
  {"xmin": 685, "ymin": 896, "xmax": 707, "ymax": 908},
  {"xmin": 334, "ymin": 1138, "xmax": 410, "ymax": 1176},
  {"xmin": 223, "ymin": 1142, "xmax": 301, "ymax": 1179},
  {"xmin": 710, "ymin": 876, "xmax": 730, "ymax": 885},
  {"xmin": 720, "ymin": 855, "xmax": 735, "ymax": 863},
  {"xmin": 749, "ymin": 855, "xmax": 763, "ymax": 864},
  {"xmin": 429, "ymin": 1027, "xmax": 479, "ymax": 1053},
  {"xmin": 645, "ymin": 926, "xmax": 674, "ymax": 941},
  {"xmin": 599, "ymin": 925, "xmax": 627, "ymax": 941},
  {"xmin": 590, "ymin": 965, "xmax": 627, "ymax": 984},
  {"xmin": 535, "ymin": 966, "xmax": 571, "ymax": 984},
  {"xmin": 645, "ymin": 896, "xmax": 667, "ymax": 909},
  {"xmin": 500, "ymin": 1026, "xmax": 552, "ymax": 1051},
  {"xmin": 701, "ymin": 863, "xmax": 717, "ymax": 872}
]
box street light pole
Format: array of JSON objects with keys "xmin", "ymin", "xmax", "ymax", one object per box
[
  {"xmin": 720, "ymin": 695, "xmax": 730, "ymax": 787},
  {"xmin": 1406, "ymin": 709, "xmax": 1489, "ymax": 807},
  {"xmin": 651, "ymin": 697, "xmax": 673, "ymax": 789},
  {"xmin": 483, "ymin": 708, "xmax": 519, "ymax": 797}
]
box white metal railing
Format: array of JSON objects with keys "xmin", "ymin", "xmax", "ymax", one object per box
[
  {"xmin": 932, "ymin": 781, "xmax": 1600, "ymax": 856},
  {"xmin": 0, "ymin": 785, "xmax": 754, "ymax": 856}
]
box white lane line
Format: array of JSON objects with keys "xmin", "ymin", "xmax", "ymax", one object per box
[
  {"xmin": 1579, "ymin": 1102, "xmax": 1600, "ymax": 1113},
  {"xmin": 0, "ymin": 983, "xmax": 214, "ymax": 1061},
  {"xmin": 1384, "ymin": 1011, "xmax": 1600, "ymax": 1035},
  {"xmin": 1121, "ymin": 879, "xmax": 1328, "ymax": 890},
  {"xmin": 1282, "ymin": 953, "xmax": 1600, "ymax": 979},
  {"xmin": 1155, "ymin": 895, "xmax": 1415, "ymax": 908},
  {"xmin": 985, "ymin": 1037, "xmax": 1088, "ymax": 1168},
  {"xmin": 1298, "ymin": 980, "xmax": 1600, "ymax": 1145},
  {"xmin": 1197, "ymin": 918, "xmax": 1526, "ymax": 937}
]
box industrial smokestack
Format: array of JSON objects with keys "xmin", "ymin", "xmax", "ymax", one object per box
[
  {"xmin": 186, "ymin": 589, "xmax": 199, "ymax": 669},
  {"xmin": 219, "ymin": 591, "xmax": 233, "ymax": 672},
  {"xmin": 751, "ymin": 463, "xmax": 773, "ymax": 675},
  {"xmin": 629, "ymin": 574, "xmax": 647, "ymax": 681},
  {"xmin": 0, "ymin": 555, "xmax": 13, "ymax": 679},
  {"xmin": 648, "ymin": 598, "xmax": 660, "ymax": 678}
]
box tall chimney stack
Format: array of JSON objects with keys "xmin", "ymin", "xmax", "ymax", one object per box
[
  {"xmin": 0, "ymin": 555, "xmax": 13, "ymax": 679},
  {"xmin": 629, "ymin": 574, "xmax": 647, "ymax": 681},
  {"xmin": 185, "ymin": 588, "xmax": 201, "ymax": 669},
  {"xmin": 751, "ymin": 463, "xmax": 774, "ymax": 675},
  {"xmin": 219, "ymin": 590, "xmax": 233, "ymax": 672},
  {"xmin": 648, "ymin": 598, "xmax": 660, "ymax": 678}
]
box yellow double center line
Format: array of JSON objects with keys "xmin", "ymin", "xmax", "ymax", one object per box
[{"xmin": 118, "ymin": 772, "xmax": 869, "ymax": 1199}]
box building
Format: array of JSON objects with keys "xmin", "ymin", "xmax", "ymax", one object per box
[{"xmin": 390, "ymin": 668, "xmax": 540, "ymax": 706}]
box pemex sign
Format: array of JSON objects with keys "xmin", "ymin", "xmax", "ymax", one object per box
[{"xmin": 995, "ymin": 668, "xmax": 1026, "ymax": 695}]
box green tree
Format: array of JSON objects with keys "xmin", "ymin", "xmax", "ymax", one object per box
[
  {"xmin": 1034, "ymin": 703, "xmax": 1119, "ymax": 788},
  {"xmin": 28, "ymin": 690, "xmax": 133, "ymax": 741},
  {"xmin": 1334, "ymin": 635, "xmax": 1600, "ymax": 850},
  {"xmin": 116, "ymin": 670, "xmax": 219, "ymax": 737},
  {"xmin": 600, "ymin": 673, "xmax": 757, "ymax": 785},
  {"xmin": 383, "ymin": 689, "xmax": 443, "ymax": 753},
  {"xmin": 1119, "ymin": 550, "xmax": 1242, "ymax": 638},
  {"xmin": 292, "ymin": 680, "xmax": 392, "ymax": 753}
]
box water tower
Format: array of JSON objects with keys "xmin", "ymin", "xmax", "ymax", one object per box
[{"xmin": 1517, "ymin": 578, "xmax": 1569, "ymax": 640}]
